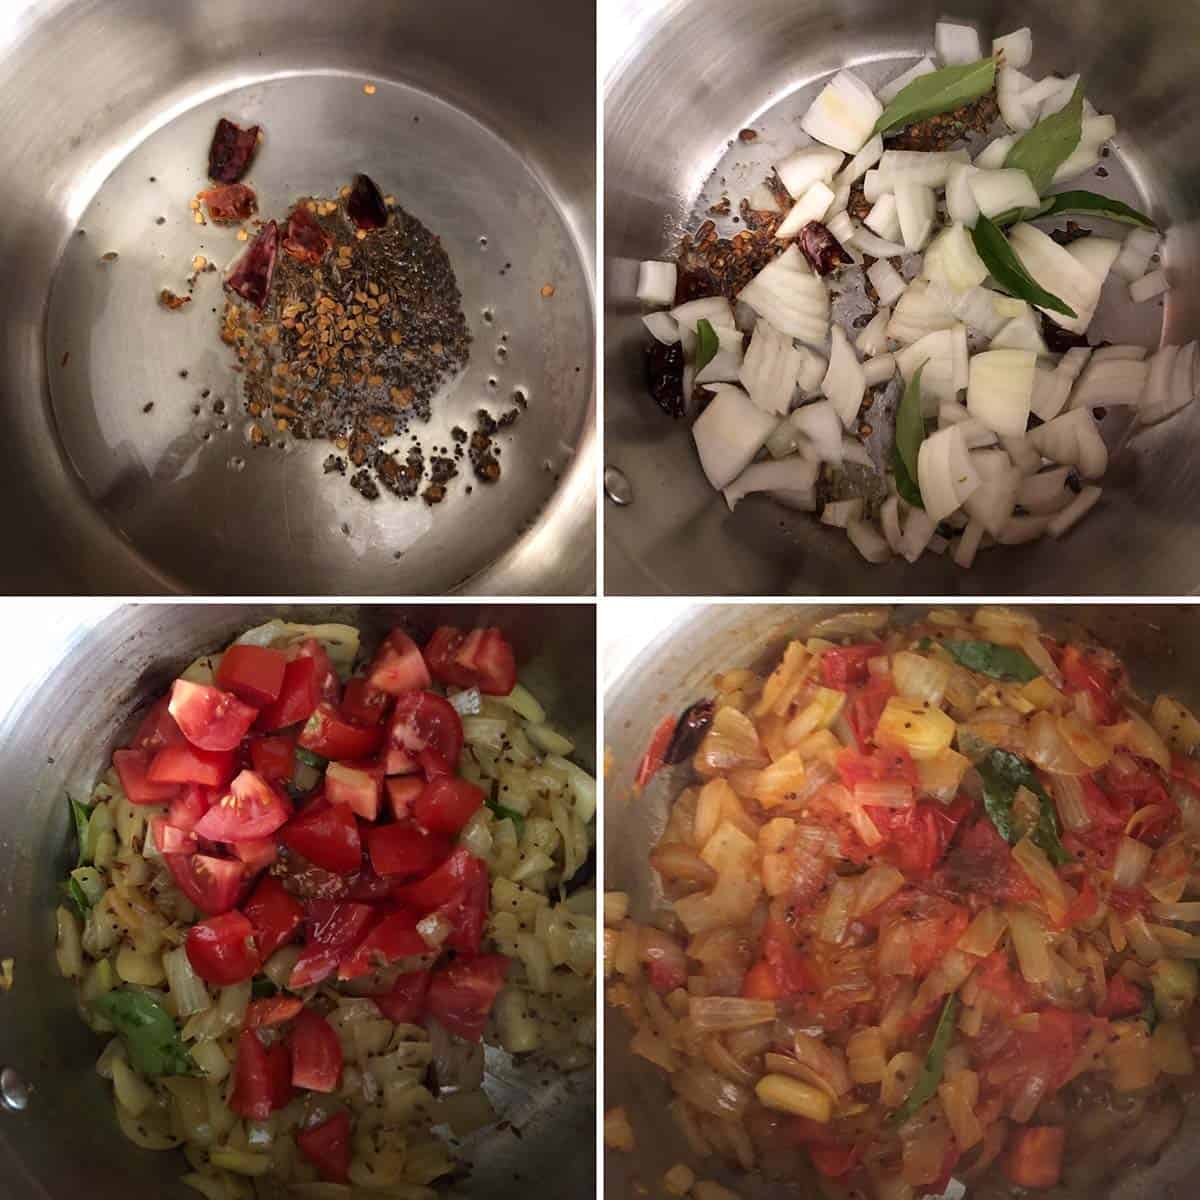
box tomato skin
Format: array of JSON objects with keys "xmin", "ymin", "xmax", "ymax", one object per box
[
  {"xmin": 242, "ymin": 875, "xmax": 304, "ymax": 960},
  {"xmin": 871, "ymin": 799, "xmax": 967, "ymax": 878},
  {"xmin": 230, "ymin": 1029, "xmax": 293, "ymax": 1120},
  {"xmin": 427, "ymin": 954, "xmax": 509, "ymax": 1041},
  {"xmin": 245, "ymin": 996, "xmax": 304, "ymax": 1029},
  {"xmin": 165, "ymin": 853, "xmax": 244, "ymax": 915},
  {"xmin": 366, "ymin": 822, "xmax": 452, "ymax": 879},
  {"xmin": 169, "ymin": 680, "xmax": 260, "ymax": 752},
  {"xmin": 233, "ymin": 837, "xmax": 278, "ymax": 872},
  {"xmin": 256, "ymin": 657, "xmax": 320, "ymax": 731},
  {"xmin": 761, "ymin": 916, "xmax": 813, "ymax": 996},
  {"xmin": 193, "ymin": 770, "xmax": 291, "ymax": 843},
  {"xmin": 147, "ymin": 743, "xmax": 236, "ymax": 787},
  {"xmin": 289, "ymin": 1008, "xmax": 343, "ymax": 1092},
  {"xmin": 131, "ymin": 697, "xmax": 186, "ymax": 751},
  {"xmin": 386, "ymin": 692, "xmax": 463, "ymax": 776},
  {"xmin": 392, "ymin": 848, "xmax": 489, "ymax": 955},
  {"xmin": 424, "ymin": 627, "xmax": 478, "ymax": 688},
  {"xmin": 340, "ymin": 677, "xmax": 390, "ymax": 727},
  {"xmin": 1100, "ymin": 974, "xmax": 1145, "ymax": 1018},
  {"xmin": 153, "ymin": 817, "xmax": 197, "ymax": 856},
  {"xmin": 972, "ymin": 951, "xmax": 1032, "ymax": 1018},
  {"xmin": 113, "ymin": 748, "xmax": 180, "ymax": 806},
  {"xmin": 846, "ymin": 676, "xmax": 895, "ymax": 750},
  {"xmin": 186, "ymin": 910, "xmax": 261, "ymax": 984},
  {"xmin": 326, "ymin": 761, "xmax": 384, "ymax": 821},
  {"xmin": 300, "ymin": 703, "xmax": 385, "ymax": 761},
  {"xmin": 386, "ymin": 776, "xmax": 424, "ymax": 821},
  {"xmin": 367, "ymin": 629, "xmax": 432, "ymax": 696},
  {"xmin": 415, "ymin": 777, "xmax": 485, "ymax": 834},
  {"xmin": 741, "ymin": 960, "xmax": 783, "ymax": 1000},
  {"xmin": 167, "ymin": 784, "xmax": 213, "ymax": 832},
  {"xmin": 1060, "ymin": 644, "xmax": 1122, "ymax": 725},
  {"xmin": 635, "ymin": 714, "xmax": 676, "ymax": 789},
  {"xmin": 297, "ymin": 1110, "xmax": 351, "ymax": 1184},
  {"xmin": 472, "ymin": 630, "xmax": 517, "ymax": 696},
  {"xmin": 279, "ymin": 801, "xmax": 363, "ymax": 875},
  {"xmin": 425, "ymin": 626, "xmax": 516, "ymax": 695},
  {"xmin": 295, "ymin": 639, "xmax": 341, "ymax": 703},
  {"xmin": 216, "ymin": 645, "xmax": 288, "ymax": 706},
  {"xmin": 249, "ymin": 735, "xmax": 296, "ymax": 784},
  {"xmin": 375, "ymin": 969, "xmax": 431, "ymax": 1024},
  {"xmin": 288, "ymin": 901, "xmax": 376, "ymax": 989},
  {"xmin": 337, "ymin": 912, "xmax": 427, "ymax": 981},
  {"xmin": 819, "ymin": 644, "xmax": 885, "ymax": 688}
]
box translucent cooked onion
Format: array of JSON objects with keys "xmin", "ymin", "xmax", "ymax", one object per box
[
  {"xmin": 881, "ymin": 1051, "xmax": 922, "ymax": 1109},
  {"xmin": 672, "ymin": 1064, "xmax": 753, "ymax": 1120},
  {"xmin": 1009, "ymin": 907, "xmax": 1052, "ymax": 983},
  {"xmin": 958, "ymin": 906, "xmax": 1008, "ymax": 957},
  {"xmin": 1113, "ymin": 837, "xmax": 1153, "ymax": 889},
  {"xmin": 892, "ymin": 651, "xmax": 951, "ymax": 706},
  {"xmin": 852, "ymin": 865, "xmax": 906, "ymax": 917},
  {"xmin": 1151, "ymin": 901, "xmax": 1200, "ymax": 923},
  {"xmin": 853, "ymin": 779, "xmax": 915, "ymax": 808},
  {"xmin": 688, "ymin": 996, "xmax": 777, "ymax": 1032},
  {"xmin": 791, "ymin": 1032, "xmax": 852, "ymax": 1097},
  {"xmin": 1057, "ymin": 713, "xmax": 1112, "ymax": 769},
  {"xmin": 819, "ymin": 878, "xmax": 857, "ymax": 944},
  {"xmin": 1124, "ymin": 912, "xmax": 1164, "ymax": 963},
  {"xmin": 1026, "ymin": 710, "xmax": 1090, "ymax": 775},
  {"xmin": 808, "ymin": 609, "xmax": 890, "ymax": 637},
  {"xmin": 1052, "ymin": 775, "xmax": 1092, "ymax": 832},
  {"xmin": 651, "ymin": 843, "xmax": 719, "ymax": 887},
  {"xmin": 1012, "ymin": 837, "xmax": 1069, "ymax": 922}
]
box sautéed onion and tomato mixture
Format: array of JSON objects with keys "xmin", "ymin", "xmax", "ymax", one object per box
[
  {"xmin": 55, "ymin": 620, "xmax": 596, "ymax": 1199},
  {"xmin": 606, "ymin": 608, "xmax": 1200, "ymax": 1198}
]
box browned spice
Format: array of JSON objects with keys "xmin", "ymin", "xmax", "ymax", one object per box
[
  {"xmin": 886, "ymin": 90, "xmax": 999, "ymax": 152},
  {"xmin": 674, "ymin": 216, "xmax": 783, "ymax": 305},
  {"xmin": 159, "ymin": 288, "xmax": 191, "ymax": 311}
]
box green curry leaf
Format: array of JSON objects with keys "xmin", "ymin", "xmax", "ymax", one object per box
[
  {"xmin": 94, "ymin": 988, "xmax": 198, "ymax": 1077},
  {"xmin": 1003, "ymin": 80, "xmax": 1084, "ymax": 194},
  {"xmin": 873, "ymin": 58, "xmax": 997, "ymax": 137},
  {"xmin": 970, "ymin": 215, "xmax": 1076, "ymax": 317},
  {"xmin": 941, "ymin": 640, "xmax": 1041, "ymax": 682},
  {"xmin": 889, "ymin": 994, "xmax": 960, "ymax": 1126},
  {"xmin": 694, "ymin": 319, "xmax": 720, "ymax": 375},
  {"xmin": 974, "ymin": 748, "xmax": 1072, "ymax": 865}
]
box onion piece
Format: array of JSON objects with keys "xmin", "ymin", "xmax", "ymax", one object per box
[
  {"xmin": 887, "ymin": 280, "xmax": 957, "ymax": 345},
  {"xmin": 738, "ymin": 246, "xmax": 830, "ymax": 345},
  {"xmin": 998, "ymin": 514, "xmax": 1048, "ymax": 544},
  {"xmin": 974, "ymin": 133, "xmax": 1017, "ymax": 169},
  {"xmin": 1017, "ymin": 467, "xmax": 1075, "ymax": 515},
  {"xmin": 847, "ymin": 518, "xmax": 891, "ymax": 564},
  {"xmin": 801, "ymin": 70, "xmax": 882, "ymax": 154},
  {"xmin": 935, "ymin": 20, "xmax": 981, "ymax": 64},
  {"xmin": 878, "ymin": 56, "xmax": 936, "ymax": 105},
  {"xmin": 969, "ymin": 169, "xmax": 1039, "ymax": 220},
  {"xmin": 918, "ymin": 425, "xmax": 980, "ymax": 522},
  {"xmin": 1113, "ymin": 228, "xmax": 1161, "ymax": 284},
  {"xmin": 825, "ymin": 210, "xmax": 856, "ymax": 250},
  {"xmin": 945, "ymin": 162, "xmax": 980, "ymax": 226},
  {"xmin": 836, "ymin": 135, "xmax": 884, "ymax": 187},
  {"xmin": 637, "ymin": 261, "xmax": 677, "ymax": 307},
  {"xmin": 820, "ymin": 498, "xmax": 864, "ymax": 528},
  {"xmin": 776, "ymin": 181, "xmax": 836, "ymax": 240},
  {"xmin": 953, "ymin": 520, "xmax": 984, "ymax": 568},
  {"xmin": 689, "ymin": 996, "xmax": 777, "ymax": 1032},
  {"xmin": 895, "ymin": 327, "xmax": 964, "ymax": 409},
  {"xmin": 692, "ymin": 384, "xmax": 777, "ymax": 489},
  {"xmin": 775, "ymin": 145, "xmax": 846, "ymax": 198},
  {"xmin": 867, "ymin": 150, "xmax": 969, "ymax": 197},
  {"xmin": 993, "ymin": 28, "xmax": 1033, "ymax": 69},
  {"xmin": 962, "ymin": 448, "xmax": 1019, "ymax": 536},
  {"xmin": 967, "ymin": 349, "xmax": 1036, "ymax": 436},
  {"xmin": 739, "ymin": 320, "xmax": 805, "ymax": 415},
  {"xmin": 1008, "ymin": 222, "xmax": 1104, "ymax": 334},
  {"xmin": 1068, "ymin": 237, "xmax": 1122, "ymax": 285},
  {"xmin": 1093, "ymin": 344, "xmax": 1149, "ymax": 364},
  {"xmin": 853, "ymin": 229, "xmax": 909, "ymax": 260},
  {"xmin": 864, "ymin": 193, "xmax": 901, "ymax": 241},
  {"xmin": 1028, "ymin": 408, "xmax": 1107, "ymax": 478},
  {"xmin": 867, "ymin": 259, "xmax": 907, "ymax": 307},
  {"xmin": 822, "ymin": 325, "xmax": 866, "ymax": 428},
  {"xmin": 990, "ymin": 308, "xmax": 1047, "ymax": 356},
  {"xmin": 1136, "ymin": 343, "xmax": 1188, "ymax": 427},
  {"xmin": 896, "ymin": 181, "xmax": 935, "ymax": 252},
  {"xmin": 1009, "ymin": 907, "xmax": 1052, "ymax": 983},
  {"xmin": 923, "ymin": 223, "xmax": 988, "ymax": 293},
  {"xmin": 881, "ymin": 495, "xmax": 904, "ymax": 554},
  {"xmin": 899, "ymin": 508, "xmax": 937, "ymax": 563},
  {"xmin": 671, "ymin": 295, "xmax": 734, "ymax": 330},
  {"xmin": 723, "ymin": 457, "xmax": 820, "ymax": 511},
  {"xmin": 997, "ymin": 66, "xmax": 1037, "ymax": 131},
  {"xmin": 796, "ymin": 346, "xmax": 829, "ymax": 396},
  {"xmin": 694, "ymin": 324, "xmax": 745, "ymax": 385},
  {"xmin": 863, "ymin": 354, "xmax": 896, "ymax": 387},
  {"xmin": 1130, "ymin": 269, "xmax": 1170, "ymax": 304},
  {"xmin": 1047, "ymin": 486, "xmax": 1102, "ymax": 537},
  {"xmin": 1071, "ymin": 358, "xmax": 1148, "ymax": 410},
  {"xmin": 856, "ymin": 308, "xmax": 892, "ymax": 357},
  {"xmin": 1114, "ymin": 837, "xmax": 1154, "ymax": 889},
  {"xmin": 642, "ymin": 312, "xmax": 680, "ymax": 345},
  {"xmin": 788, "ymin": 398, "xmax": 845, "ymax": 464}
]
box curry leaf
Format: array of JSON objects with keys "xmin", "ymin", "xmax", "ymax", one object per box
[
  {"xmin": 694, "ymin": 319, "xmax": 720, "ymax": 374},
  {"xmin": 486, "ymin": 798, "xmax": 526, "ymax": 835},
  {"xmin": 892, "ymin": 362, "xmax": 926, "ymax": 508},
  {"xmin": 941, "ymin": 640, "xmax": 1041, "ymax": 682},
  {"xmin": 66, "ymin": 878, "xmax": 90, "ymax": 920},
  {"xmin": 974, "ymin": 748, "xmax": 1072, "ymax": 865},
  {"xmin": 1030, "ymin": 189, "xmax": 1157, "ymax": 231},
  {"xmin": 889, "ymin": 994, "xmax": 960, "ymax": 1126},
  {"xmin": 94, "ymin": 988, "xmax": 198, "ymax": 1077},
  {"xmin": 873, "ymin": 58, "xmax": 996, "ymax": 136},
  {"xmin": 294, "ymin": 746, "xmax": 327, "ymax": 771},
  {"xmin": 970, "ymin": 215, "xmax": 1076, "ymax": 318},
  {"xmin": 1003, "ymin": 80, "xmax": 1084, "ymax": 194},
  {"xmin": 69, "ymin": 796, "xmax": 91, "ymax": 867}
]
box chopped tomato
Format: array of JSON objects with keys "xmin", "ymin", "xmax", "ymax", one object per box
[
  {"xmin": 147, "ymin": 743, "xmax": 235, "ymax": 788},
  {"xmin": 385, "ymin": 692, "xmax": 462, "ymax": 776},
  {"xmin": 289, "ymin": 1008, "xmax": 343, "ymax": 1093},
  {"xmin": 186, "ymin": 910, "xmax": 261, "ymax": 984},
  {"xmin": 986, "ymin": 1008, "xmax": 1094, "ymax": 1099},
  {"xmin": 415, "ymin": 776, "xmax": 484, "ymax": 834},
  {"xmin": 256, "ymin": 656, "xmax": 320, "ymax": 731},
  {"xmin": 635, "ymin": 714, "xmax": 676, "ymax": 789},
  {"xmin": 390, "ymin": 846, "xmax": 477, "ymax": 911},
  {"xmin": 807, "ymin": 1141, "xmax": 862, "ymax": 1179},
  {"xmin": 1005, "ymin": 1126, "xmax": 1065, "ymax": 1190},
  {"xmin": 165, "ymin": 853, "xmax": 243, "ymax": 915},
  {"xmin": 288, "ymin": 901, "xmax": 376, "ymax": 988},
  {"xmin": 152, "ymin": 817, "xmax": 197, "ymax": 856},
  {"xmin": 375, "ymin": 969, "xmax": 431, "ymax": 1024},
  {"xmin": 295, "ymin": 638, "xmax": 341, "ymax": 703},
  {"xmin": 229, "ymin": 1029, "xmax": 292, "ymax": 1120},
  {"xmin": 131, "ymin": 697, "xmax": 186, "ymax": 751},
  {"xmin": 1101, "ymin": 760, "xmax": 1175, "ymax": 844},
  {"xmin": 741, "ymin": 960, "xmax": 783, "ymax": 1000},
  {"xmin": 836, "ymin": 746, "xmax": 919, "ymax": 788},
  {"xmin": 337, "ymin": 911, "xmax": 427, "ymax": 980},
  {"xmin": 871, "ymin": 799, "xmax": 967, "ymax": 878},
  {"xmin": 296, "ymin": 1110, "xmax": 351, "ymax": 1184},
  {"xmin": 242, "ymin": 875, "xmax": 304, "ymax": 959},
  {"xmin": 426, "ymin": 954, "xmax": 509, "ymax": 1041},
  {"xmin": 646, "ymin": 959, "xmax": 687, "ymax": 994},
  {"xmin": 168, "ymin": 680, "xmax": 259, "ymax": 752},
  {"xmin": 326, "ymin": 762, "xmax": 384, "ymax": 821},
  {"xmin": 300, "ymin": 702, "xmax": 385, "ymax": 761},
  {"xmin": 1060, "ymin": 644, "xmax": 1122, "ymax": 725},
  {"xmin": 972, "ymin": 951, "xmax": 1032, "ymax": 1018},
  {"xmin": 425, "ymin": 626, "xmax": 517, "ymax": 696},
  {"xmin": 392, "ymin": 847, "xmax": 489, "ymax": 955},
  {"xmin": 875, "ymin": 890, "xmax": 968, "ymax": 978},
  {"xmin": 418, "ymin": 747, "xmax": 452, "ymax": 780},
  {"xmin": 166, "ymin": 785, "xmax": 212, "ymax": 833},
  {"xmin": 366, "ymin": 629, "xmax": 432, "ymax": 695},
  {"xmin": 245, "ymin": 996, "xmax": 304, "ymax": 1029},
  {"xmin": 761, "ymin": 916, "xmax": 813, "ymax": 996},
  {"xmin": 846, "ymin": 675, "xmax": 895, "ymax": 750},
  {"xmin": 233, "ymin": 837, "xmax": 278, "ymax": 872},
  {"xmin": 344, "ymin": 866, "xmax": 394, "ymax": 903},
  {"xmin": 113, "ymin": 748, "xmax": 179, "ymax": 805},
  {"xmin": 249, "ymin": 734, "xmax": 296, "ymax": 784},
  {"xmin": 279, "ymin": 801, "xmax": 363, "ymax": 875},
  {"xmin": 1100, "ymin": 973, "xmax": 1145, "ymax": 1018},
  {"xmin": 215, "ymin": 644, "xmax": 288, "ymax": 706},
  {"xmin": 1059, "ymin": 877, "xmax": 1100, "ymax": 928},
  {"xmin": 386, "ymin": 776, "xmax": 424, "ymax": 820},
  {"xmin": 193, "ymin": 770, "xmax": 290, "ymax": 843},
  {"xmin": 819, "ymin": 644, "xmax": 885, "ymax": 688},
  {"xmin": 366, "ymin": 822, "xmax": 451, "ymax": 879},
  {"xmin": 945, "ymin": 819, "xmax": 1038, "ymax": 905},
  {"xmin": 340, "ymin": 677, "xmax": 390, "ymax": 727}
]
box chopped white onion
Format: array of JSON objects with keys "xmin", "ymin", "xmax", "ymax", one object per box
[
  {"xmin": 969, "ymin": 168, "xmax": 1039, "ymax": 219},
  {"xmin": 1114, "ymin": 837, "xmax": 1154, "ymax": 889},
  {"xmin": 695, "ymin": 324, "xmax": 746, "ymax": 385},
  {"xmin": 1112, "ymin": 228, "xmax": 1160, "ymax": 283},
  {"xmin": 821, "ymin": 497, "xmax": 865, "ymax": 528},
  {"xmin": 1008, "ymin": 222, "xmax": 1105, "ymax": 334},
  {"xmin": 1130, "ymin": 269, "xmax": 1169, "ymax": 303},
  {"xmin": 1067, "ymin": 237, "xmax": 1121, "ymax": 284},
  {"xmin": 895, "ymin": 326, "xmax": 965, "ymax": 409},
  {"xmin": 997, "ymin": 66, "xmax": 1037, "ymax": 131},
  {"xmin": 692, "ymin": 384, "xmax": 778, "ymax": 489},
  {"xmin": 855, "ymin": 307, "xmax": 892, "ymax": 357},
  {"xmin": 922, "ymin": 223, "xmax": 988, "ymax": 292},
  {"xmin": 853, "ymin": 229, "xmax": 909, "ymax": 260},
  {"xmin": 989, "ymin": 310, "xmax": 1047, "ymax": 356},
  {"xmin": 864, "ymin": 193, "xmax": 902, "ymax": 242},
  {"xmin": 918, "ymin": 424, "xmax": 980, "ymax": 522},
  {"xmin": 1070, "ymin": 357, "xmax": 1148, "ymax": 410},
  {"xmin": 1092, "ymin": 344, "xmax": 1148, "ymax": 364},
  {"xmin": 738, "ymin": 245, "xmax": 830, "ymax": 345},
  {"xmin": 847, "ymin": 517, "xmax": 891, "ymax": 563},
  {"xmin": 896, "ymin": 181, "xmax": 935, "ymax": 252},
  {"xmin": 801, "ymin": 70, "xmax": 882, "ymax": 154},
  {"xmin": 1135, "ymin": 343, "xmax": 1183, "ymax": 427},
  {"xmin": 945, "ymin": 163, "xmax": 981, "ymax": 226},
  {"xmin": 671, "ymin": 296, "xmax": 734, "ymax": 329},
  {"xmin": 1047, "ymin": 485, "xmax": 1102, "ymax": 537},
  {"xmin": 993, "ymin": 28, "xmax": 1033, "ymax": 70},
  {"xmin": 748, "ymin": 182, "xmax": 782, "ymax": 213},
  {"xmin": 775, "ymin": 145, "xmax": 845, "ymax": 198},
  {"xmin": 974, "ymin": 134, "xmax": 1017, "ymax": 169},
  {"xmin": 899, "ymin": 507, "xmax": 937, "ymax": 563},
  {"xmin": 776, "ymin": 180, "xmax": 836, "ymax": 240},
  {"xmin": 878, "ymin": 56, "xmax": 936, "ymax": 105},
  {"xmin": 863, "ymin": 354, "xmax": 896, "ymax": 386},
  {"xmin": 997, "ymin": 514, "xmax": 1049, "ymax": 544},
  {"xmin": 936, "ymin": 20, "xmax": 982, "ymax": 64},
  {"xmin": 887, "ymin": 279, "xmax": 957, "ymax": 345},
  {"xmin": 637, "ymin": 260, "xmax": 677, "ymax": 307},
  {"xmin": 1002, "ymin": 433, "xmax": 1043, "ymax": 475},
  {"xmin": 827, "ymin": 181, "xmax": 852, "ymax": 221},
  {"xmin": 967, "ymin": 349, "xmax": 1036, "ymax": 436},
  {"xmin": 868, "ymin": 150, "xmax": 969, "ymax": 197},
  {"xmin": 962, "ymin": 448, "xmax": 1019, "ymax": 536},
  {"xmin": 953, "ymin": 519, "xmax": 985, "ymax": 568},
  {"xmin": 739, "ymin": 320, "xmax": 805, "ymax": 416},
  {"xmin": 1017, "ymin": 467, "xmax": 1076, "ymax": 515},
  {"xmin": 836, "ymin": 135, "xmax": 884, "ymax": 187},
  {"xmin": 1037, "ymin": 73, "xmax": 1081, "ymax": 119},
  {"xmin": 1032, "ymin": 346, "xmax": 1090, "ymax": 420},
  {"xmin": 1028, "ymin": 408, "xmax": 1108, "ymax": 478},
  {"xmin": 791, "ymin": 399, "xmax": 845, "ymax": 464},
  {"xmin": 796, "ymin": 346, "xmax": 829, "ymax": 396},
  {"xmin": 723, "ymin": 457, "xmax": 820, "ymax": 510},
  {"xmin": 880, "ymin": 495, "xmax": 904, "ymax": 553},
  {"xmin": 933, "ymin": 283, "xmax": 1008, "ymax": 339},
  {"xmin": 866, "ymin": 259, "xmax": 907, "ymax": 306},
  {"xmin": 822, "ymin": 325, "xmax": 866, "ymax": 428},
  {"xmin": 825, "ymin": 210, "xmax": 856, "ymax": 247},
  {"xmin": 642, "ymin": 312, "xmax": 680, "ymax": 345}
]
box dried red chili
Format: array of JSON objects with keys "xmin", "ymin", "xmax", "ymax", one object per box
[
  {"xmin": 208, "ymin": 118, "xmax": 261, "ymax": 183},
  {"xmin": 200, "ymin": 183, "xmax": 258, "ymax": 223},
  {"xmin": 226, "ymin": 220, "xmax": 278, "ymax": 309},
  {"xmin": 799, "ymin": 221, "xmax": 852, "ymax": 276},
  {"xmin": 346, "ymin": 173, "xmax": 388, "ymax": 231},
  {"xmin": 282, "ymin": 206, "xmax": 332, "ymax": 265}
]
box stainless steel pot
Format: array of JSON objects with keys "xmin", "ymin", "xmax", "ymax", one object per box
[
  {"xmin": 604, "ymin": 603, "xmax": 1200, "ymax": 1199},
  {"xmin": 0, "ymin": 603, "xmax": 596, "ymax": 1197},
  {"xmin": 604, "ymin": 0, "xmax": 1200, "ymax": 596},
  {"xmin": 0, "ymin": 0, "xmax": 595, "ymax": 595}
]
